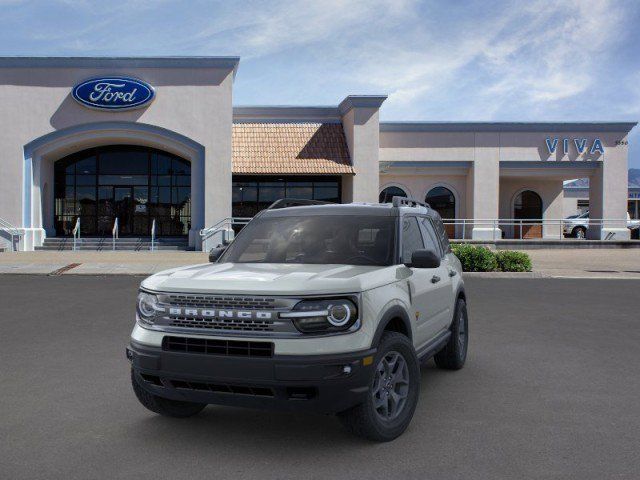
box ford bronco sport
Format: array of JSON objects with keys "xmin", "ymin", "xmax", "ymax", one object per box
[{"xmin": 128, "ymin": 197, "xmax": 468, "ymax": 441}]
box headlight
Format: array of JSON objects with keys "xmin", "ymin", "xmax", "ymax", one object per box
[
  {"xmin": 280, "ymin": 298, "xmax": 358, "ymax": 334},
  {"xmin": 137, "ymin": 291, "xmax": 161, "ymax": 325}
]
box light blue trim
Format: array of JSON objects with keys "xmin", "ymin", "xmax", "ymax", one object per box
[
  {"xmin": 380, "ymin": 121, "xmax": 638, "ymax": 133},
  {"xmin": 0, "ymin": 56, "xmax": 240, "ymax": 73},
  {"xmin": 500, "ymin": 161, "xmax": 601, "ymax": 169},
  {"xmin": 233, "ymin": 106, "xmax": 341, "ymax": 123},
  {"xmin": 380, "ymin": 161, "xmax": 472, "ymax": 170},
  {"xmin": 24, "ymin": 121, "xmax": 204, "ymax": 156},
  {"xmin": 22, "ymin": 152, "xmax": 32, "ymax": 227}
]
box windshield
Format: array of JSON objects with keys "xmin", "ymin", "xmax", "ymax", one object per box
[{"xmin": 220, "ymin": 215, "xmax": 397, "ymax": 266}]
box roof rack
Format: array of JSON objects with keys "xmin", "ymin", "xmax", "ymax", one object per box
[
  {"xmin": 267, "ymin": 198, "xmax": 333, "ymax": 210},
  {"xmin": 391, "ymin": 196, "xmax": 430, "ymax": 209}
]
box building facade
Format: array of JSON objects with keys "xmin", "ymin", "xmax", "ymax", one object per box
[{"xmin": 0, "ymin": 57, "xmax": 636, "ymax": 250}]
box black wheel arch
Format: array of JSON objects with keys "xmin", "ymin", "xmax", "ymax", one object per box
[
  {"xmin": 371, "ymin": 305, "xmax": 413, "ymax": 347},
  {"xmin": 450, "ymin": 286, "xmax": 467, "ymax": 328}
]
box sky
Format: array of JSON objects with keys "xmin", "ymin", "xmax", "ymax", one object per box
[{"xmin": 1, "ymin": 0, "xmax": 640, "ymax": 168}]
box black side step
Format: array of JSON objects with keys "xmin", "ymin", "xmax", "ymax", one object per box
[{"xmin": 416, "ymin": 330, "xmax": 451, "ymax": 361}]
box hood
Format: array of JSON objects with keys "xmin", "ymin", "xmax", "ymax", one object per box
[{"xmin": 141, "ymin": 262, "xmax": 402, "ymax": 295}]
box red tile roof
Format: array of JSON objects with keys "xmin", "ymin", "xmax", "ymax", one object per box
[{"xmin": 232, "ymin": 123, "xmax": 354, "ymax": 174}]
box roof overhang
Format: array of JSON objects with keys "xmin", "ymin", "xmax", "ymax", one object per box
[
  {"xmin": 0, "ymin": 56, "xmax": 241, "ymax": 77},
  {"xmin": 380, "ymin": 122, "xmax": 638, "ymax": 133}
]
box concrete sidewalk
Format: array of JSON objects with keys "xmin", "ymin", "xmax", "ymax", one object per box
[
  {"xmin": 0, "ymin": 251, "xmax": 208, "ymax": 275},
  {"xmin": 0, "ymin": 249, "xmax": 639, "ymax": 278}
]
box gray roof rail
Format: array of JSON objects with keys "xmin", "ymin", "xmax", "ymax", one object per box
[
  {"xmin": 391, "ymin": 196, "xmax": 430, "ymax": 209},
  {"xmin": 267, "ymin": 198, "xmax": 333, "ymax": 210}
]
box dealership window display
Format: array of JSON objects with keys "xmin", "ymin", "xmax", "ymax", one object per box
[{"xmin": 54, "ymin": 146, "xmax": 191, "ymax": 237}]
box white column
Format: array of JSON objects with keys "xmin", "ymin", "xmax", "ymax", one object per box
[
  {"xmin": 587, "ymin": 140, "xmax": 630, "ymax": 239},
  {"xmin": 340, "ymin": 96, "xmax": 386, "ymax": 203},
  {"xmin": 471, "ymin": 133, "xmax": 501, "ymax": 240}
]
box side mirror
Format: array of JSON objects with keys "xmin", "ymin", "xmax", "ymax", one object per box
[
  {"xmin": 406, "ymin": 249, "xmax": 440, "ymax": 269},
  {"xmin": 209, "ymin": 247, "xmax": 226, "ymax": 263}
]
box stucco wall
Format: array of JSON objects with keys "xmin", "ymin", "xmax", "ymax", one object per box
[
  {"xmin": 499, "ymin": 178, "xmax": 564, "ymax": 238},
  {"xmin": 0, "ymin": 63, "xmax": 235, "ymax": 244},
  {"xmin": 379, "ymin": 174, "xmax": 468, "ymax": 219}
]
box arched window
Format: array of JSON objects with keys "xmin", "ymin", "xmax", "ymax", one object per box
[
  {"xmin": 426, "ymin": 186, "xmax": 456, "ymax": 237},
  {"xmin": 379, "ymin": 186, "xmax": 407, "ymax": 203},
  {"xmin": 514, "ymin": 190, "xmax": 543, "ymax": 238},
  {"xmin": 514, "ymin": 190, "xmax": 542, "ymax": 220},
  {"xmin": 426, "ymin": 186, "xmax": 455, "ymax": 219}
]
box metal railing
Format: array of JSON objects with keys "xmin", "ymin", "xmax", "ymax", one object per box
[
  {"xmin": 441, "ymin": 218, "xmax": 635, "ymax": 241},
  {"xmin": 150, "ymin": 218, "xmax": 156, "ymax": 252},
  {"xmin": 72, "ymin": 217, "xmax": 81, "ymax": 251},
  {"xmin": 0, "ymin": 217, "xmax": 23, "ymax": 252},
  {"xmin": 112, "ymin": 217, "xmax": 119, "ymax": 251},
  {"xmin": 200, "ymin": 217, "xmax": 252, "ymax": 251}
]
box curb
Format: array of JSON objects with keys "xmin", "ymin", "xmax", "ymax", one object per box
[{"xmin": 462, "ymin": 272, "xmax": 547, "ymax": 278}]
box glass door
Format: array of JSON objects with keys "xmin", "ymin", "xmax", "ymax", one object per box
[{"xmin": 114, "ymin": 187, "xmax": 133, "ymax": 236}]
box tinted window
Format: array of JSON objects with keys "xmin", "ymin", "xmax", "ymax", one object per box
[
  {"xmin": 430, "ymin": 217, "xmax": 451, "ymax": 253},
  {"xmin": 419, "ymin": 217, "xmax": 443, "ymax": 257},
  {"xmin": 221, "ymin": 215, "xmax": 396, "ymax": 266},
  {"xmin": 401, "ymin": 217, "xmax": 424, "ymax": 264}
]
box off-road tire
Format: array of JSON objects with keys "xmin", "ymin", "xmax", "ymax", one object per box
[
  {"xmin": 434, "ymin": 298, "xmax": 468, "ymax": 370},
  {"xmin": 338, "ymin": 332, "xmax": 420, "ymax": 442},
  {"xmin": 131, "ymin": 369, "xmax": 206, "ymax": 418}
]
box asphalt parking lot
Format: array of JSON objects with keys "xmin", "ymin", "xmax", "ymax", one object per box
[{"xmin": 1, "ymin": 275, "xmax": 639, "ymax": 480}]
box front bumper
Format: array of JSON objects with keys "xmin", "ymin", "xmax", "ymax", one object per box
[{"xmin": 128, "ymin": 340, "xmax": 376, "ymax": 414}]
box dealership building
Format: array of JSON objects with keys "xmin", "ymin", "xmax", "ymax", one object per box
[{"xmin": 0, "ymin": 57, "xmax": 636, "ymax": 251}]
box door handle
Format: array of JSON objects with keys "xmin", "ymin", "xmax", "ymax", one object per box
[
  {"xmin": 431, "ymin": 275, "xmax": 441, "ymax": 284},
  {"xmin": 448, "ymin": 269, "xmax": 457, "ymax": 277}
]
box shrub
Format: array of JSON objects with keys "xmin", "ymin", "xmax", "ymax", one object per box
[
  {"xmin": 495, "ymin": 250, "xmax": 532, "ymax": 272},
  {"xmin": 451, "ymin": 244, "xmax": 498, "ymax": 272}
]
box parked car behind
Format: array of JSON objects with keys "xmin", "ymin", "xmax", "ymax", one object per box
[
  {"xmin": 563, "ymin": 211, "xmax": 589, "ymax": 238},
  {"xmin": 563, "ymin": 211, "xmax": 640, "ymax": 239}
]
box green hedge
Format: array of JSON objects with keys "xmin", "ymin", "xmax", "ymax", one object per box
[
  {"xmin": 494, "ymin": 251, "xmax": 532, "ymax": 272},
  {"xmin": 450, "ymin": 244, "xmax": 532, "ymax": 272}
]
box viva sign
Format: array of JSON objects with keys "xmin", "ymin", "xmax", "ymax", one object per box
[
  {"xmin": 545, "ymin": 137, "xmax": 604, "ymax": 156},
  {"xmin": 72, "ymin": 77, "xmax": 155, "ymax": 110}
]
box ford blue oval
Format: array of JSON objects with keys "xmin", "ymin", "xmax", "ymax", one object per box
[{"xmin": 72, "ymin": 77, "xmax": 155, "ymax": 110}]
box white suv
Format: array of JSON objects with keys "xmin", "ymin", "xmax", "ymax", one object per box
[{"xmin": 127, "ymin": 197, "xmax": 468, "ymax": 441}]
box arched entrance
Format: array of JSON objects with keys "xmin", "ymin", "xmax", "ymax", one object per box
[
  {"xmin": 426, "ymin": 186, "xmax": 456, "ymax": 238},
  {"xmin": 53, "ymin": 145, "xmax": 191, "ymax": 237},
  {"xmin": 379, "ymin": 185, "xmax": 407, "ymax": 203},
  {"xmin": 513, "ymin": 190, "xmax": 543, "ymax": 239}
]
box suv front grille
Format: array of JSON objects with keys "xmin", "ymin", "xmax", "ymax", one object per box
[
  {"xmin": 162, "ymin": 336, "xmax": 274, "ymax": 357},
  {"xmin": 168, "ymin": 316, "xmax": 274, "ymax": 332},
  {"xmin": 165, "ymin": 294, "xmax": 277, "ymax": 310},
  {"xmin": 153, "ymin": 293, "xmax": 300, "ymax": 336},
  {"xmin": 169, "ymin": 380, "xmax": 274, "ymax": 397}
]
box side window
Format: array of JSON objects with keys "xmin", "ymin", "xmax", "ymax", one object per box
[
  {"xmin": 430, "ymin": 217, "xmax": 451, "ymax": 253},
  {"xmin": 401, "ymin": 216, "xmax": 424, "ymax": 264},
  {"xmin": 419, "ymin": 217, "xmax": 443, "ymax": 258}
]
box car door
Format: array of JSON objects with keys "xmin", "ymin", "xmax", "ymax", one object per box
[
  {"xmin": 419, "ymin": 216, "xmax": 454, "ymax": 332},
  {"xmin": 400, "ymin": 216, "xmax": 448, "ymax": 348}
]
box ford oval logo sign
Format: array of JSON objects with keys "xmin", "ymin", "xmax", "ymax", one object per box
[{"xmin": 72, "ymin": 77, "xmax": 155, "ymax": 110}]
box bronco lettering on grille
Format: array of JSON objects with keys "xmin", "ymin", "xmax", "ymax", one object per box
[{"xmin": 167, "ymin": 308, "xmax": 273, "ymax": 320}]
